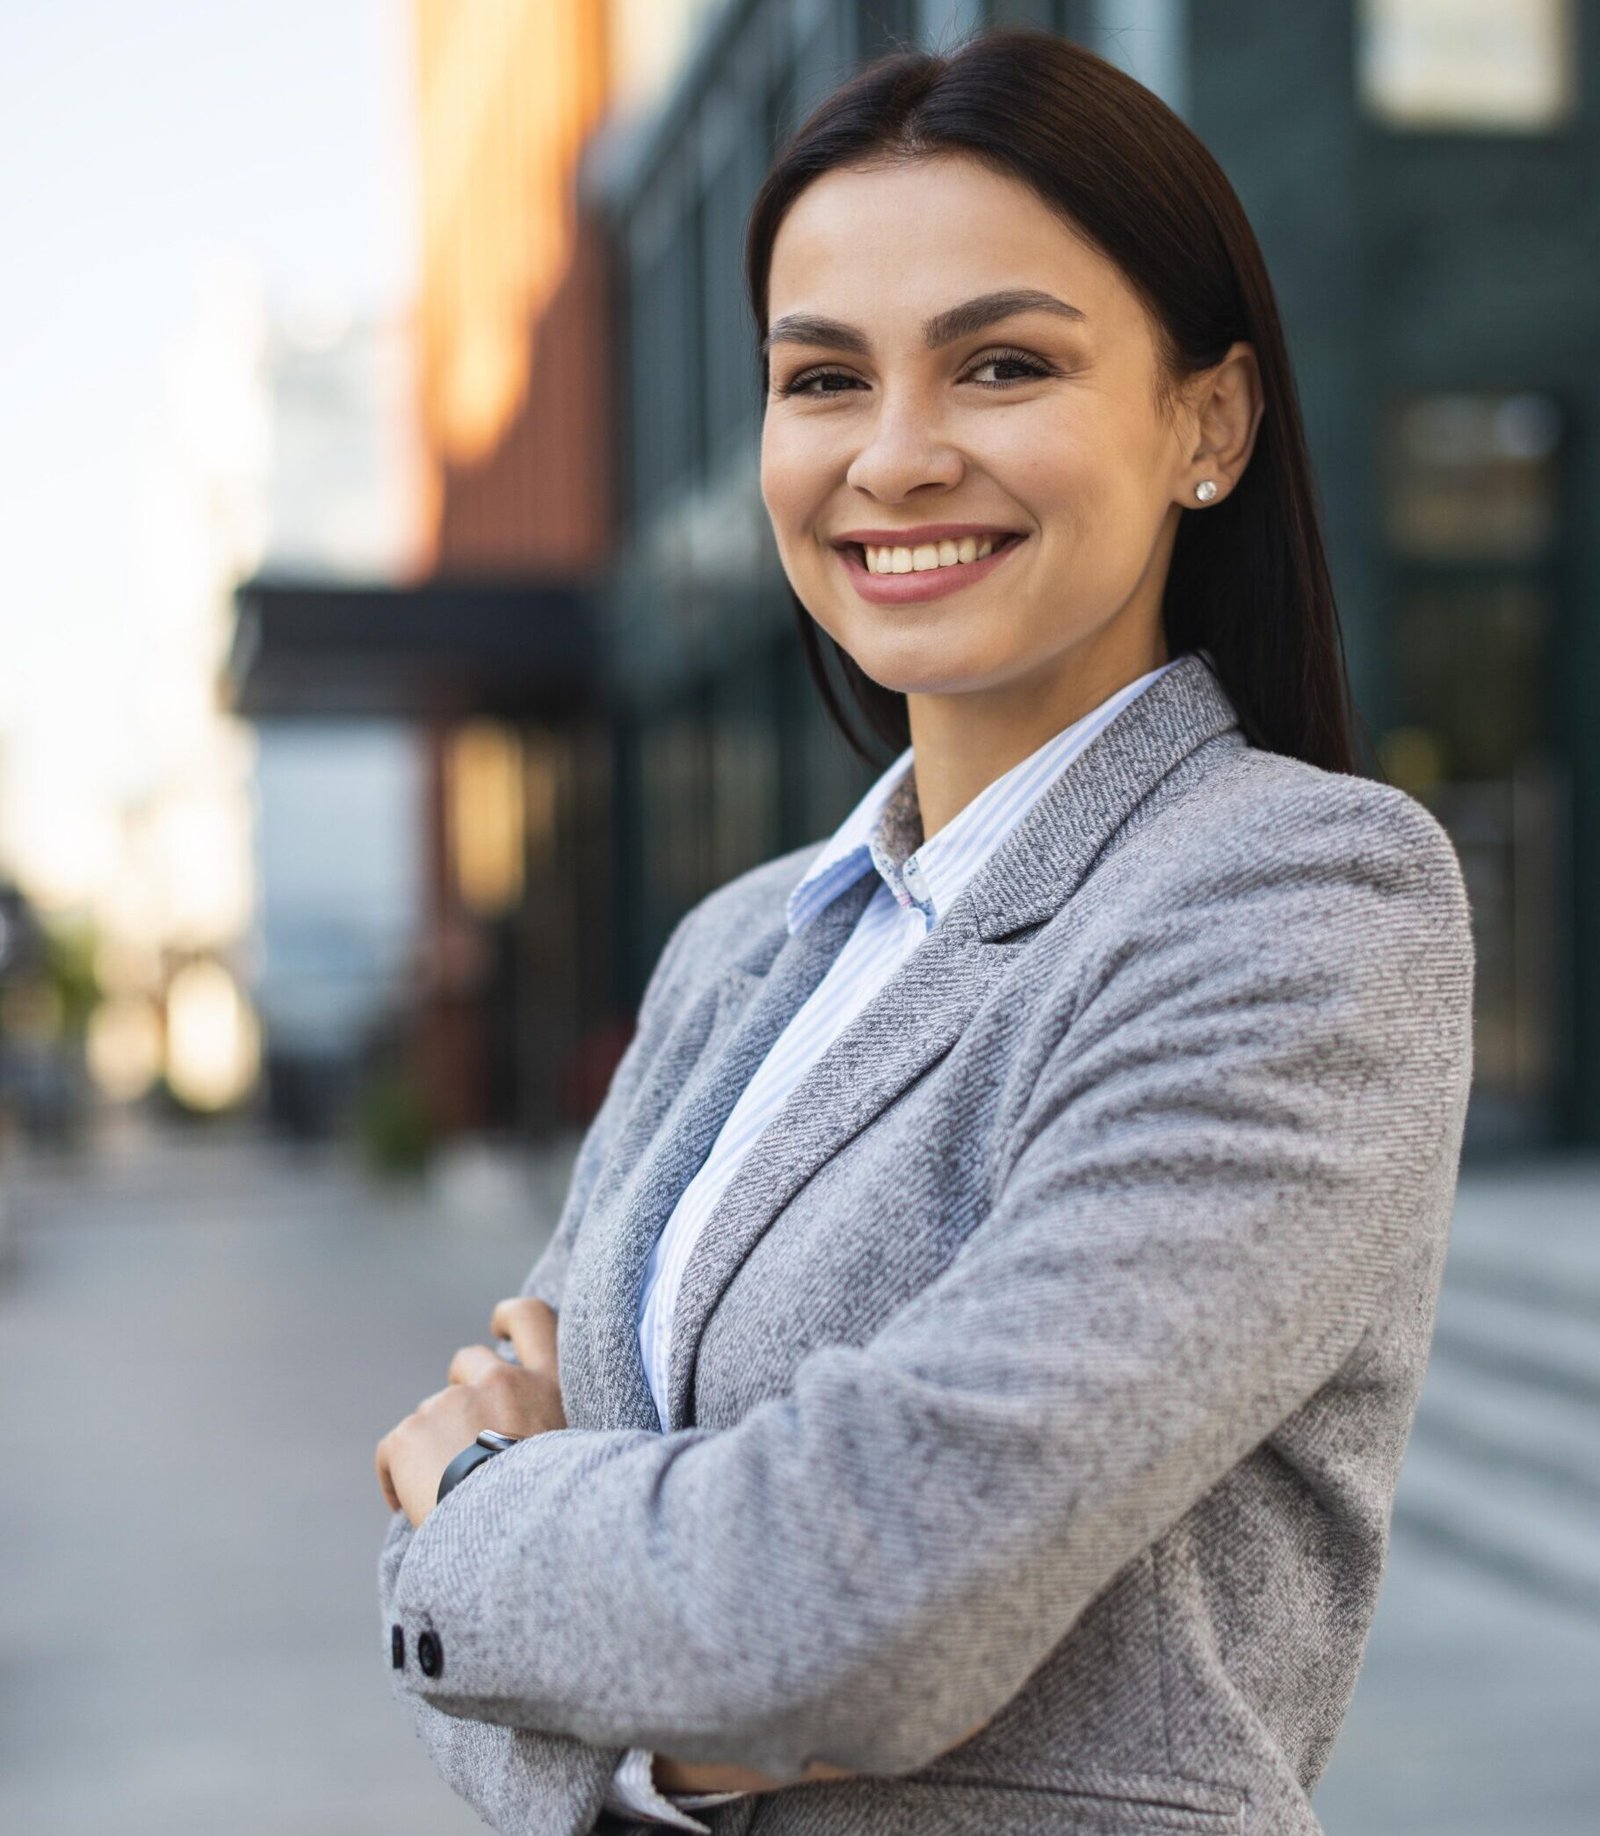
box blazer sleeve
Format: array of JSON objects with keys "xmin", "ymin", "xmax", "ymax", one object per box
[
  {"xmin": 380, "ymin": 1509, "xmax": 628, "ymax": 1836},
  {"xmin": 377, "ymin": 903, "xmax": 703, "ymax": 1835},
  {"xmin": 384, "ymin": 787, "xmax": 1475, "ymax": 1784}
]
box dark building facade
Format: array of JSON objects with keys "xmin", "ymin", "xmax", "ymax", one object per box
[{"xmin": 593, "ymin": 0, "xmax": 1600, "ymax": 1149}]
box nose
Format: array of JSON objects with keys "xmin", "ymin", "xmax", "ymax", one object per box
[{"xmin": 844, "ymin": 394, "xmax": 965, "ymax": 502}]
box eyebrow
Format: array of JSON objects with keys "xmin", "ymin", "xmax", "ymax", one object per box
[{"xmin": 760, "ymin": 288, "xmax": 1087, "ymax": 361}]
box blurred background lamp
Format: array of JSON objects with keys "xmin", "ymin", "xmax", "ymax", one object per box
[
  {"xmin": 164, "ymin": 958, "xmax": 261, "ymax": 1112},
  {"xmin": 86, "ymin": 995, "xmax": 164, "ymax": 1103}
]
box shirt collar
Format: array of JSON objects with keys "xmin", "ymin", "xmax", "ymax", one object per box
[
  {"xmin": 785, "ymin": 657, "xmax": 1180, "ymax": 937},
  {"xmin": 784, "ymin": 743, "xmax": 919, "ymax": 937}
]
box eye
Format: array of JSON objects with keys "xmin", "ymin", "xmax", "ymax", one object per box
[
  {"xmin": 770, "ymin": 347, "xmax": 1060, "ymax": 399},
  {"xmin": 964, "ymin": 348, "xmax": 1058, "ymax": 387},
  {"xmin": 772, "ymin": 367, "xmax": 863, "ymax": 398}
]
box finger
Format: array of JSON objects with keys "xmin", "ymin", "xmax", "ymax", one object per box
[
  {"xmin": 375, "ymin": 1436, "xmax": 400, "ymax": 1512},
  {"xmin": 447, "ymin": 1343, "xmax": 504, "ymax": 1386},
  {"xmin": 490, "ymin": 1296, "xmax": 558, "ymax": 1372}
]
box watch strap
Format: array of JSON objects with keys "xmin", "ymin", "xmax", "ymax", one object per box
[
  {"xmin": 436, "ymin": 1440, "xmax": 498, "ymax": 1504},
  {"xmin": 435, "ymin": 1429, "xmax": 526, "ymax": 1505}
]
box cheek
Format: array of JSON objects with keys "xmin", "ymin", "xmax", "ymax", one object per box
[
  {"xmin": 976, "ymin": 410, "xmax": 1100, "ymax": 526},
  {"xmin": 760, "ymin": 422, "xmax": 827, "ymax": 539}
]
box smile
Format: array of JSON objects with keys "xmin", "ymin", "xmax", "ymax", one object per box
[
  {"xmin": 862, "ymin": 534, "xmax": 1003, "ymax": 575},
  {"xmin": 833, "ymin": 532, "xmax": 1026, "ymax": 605}
]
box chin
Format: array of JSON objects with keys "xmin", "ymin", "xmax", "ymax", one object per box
[
  {"xmin": 846, "ymin": 646, "xmax": 1008, "ymax": 700},
  {"xmin": 806, "ymin": 601, "xmax": 1014, "ymax": 695}
]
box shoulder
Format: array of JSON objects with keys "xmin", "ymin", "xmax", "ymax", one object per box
[
  {"xmin": 670, "ymin": 837, "xmax": 823, "ymax": 963},
  {"xmin": 1028, "ymin": 749, "xmax": 1477, "ymax": 1147},
  {"xmin": 685, "ymin": 838, "xmax": 825, "ymax": 943},
  {"xmin": 1057, "ymin": 745, "xmax": 1475, "ymax": 1064},
  {"xmin": 635, "ymin": 836, "xmax": 825, "ymax": 1020},
  {"xmin": 1115, "ymin": 743, "xmax": 1471, "ymax": 948}
]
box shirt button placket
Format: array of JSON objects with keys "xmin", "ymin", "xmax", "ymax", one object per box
[{"xmin": 901, "ymin": 854, "xmax": 935, "ymax": 928}]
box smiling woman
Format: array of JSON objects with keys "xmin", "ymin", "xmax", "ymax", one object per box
[{"xmin": 377, "ymin": 27, "xmax": 1473, "ymax": 1836}]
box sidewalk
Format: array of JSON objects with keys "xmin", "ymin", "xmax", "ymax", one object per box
[{"xmin": 0, "ymin": 1117, "xmax": 571, "ymax": 1836}]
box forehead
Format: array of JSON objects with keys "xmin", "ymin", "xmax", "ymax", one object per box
[{"xmin": 766, "ymin": 153, "xmax": 1125, "ymax": 330}]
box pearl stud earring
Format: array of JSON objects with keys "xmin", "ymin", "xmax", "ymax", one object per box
[{"xmin": 1194, "ymin": 479, "xmax": 1218, "ymax": 503}]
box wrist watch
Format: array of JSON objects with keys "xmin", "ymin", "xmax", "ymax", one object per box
[{"xmin": 436, "ymin": 1429, "xmax": 523, "ymax": 1504}]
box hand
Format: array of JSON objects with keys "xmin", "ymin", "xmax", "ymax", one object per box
[
  {"xmin": 651, "ymin": 1713, "xmax": 992, "ymax": 1794},
  {"xmin": 376, "ymin": 1296, "xmax": 567, "ymax": 1528},
  {"xmin": 651, "ymin": 1754, "xmax": 857, "ymax": 1794}
]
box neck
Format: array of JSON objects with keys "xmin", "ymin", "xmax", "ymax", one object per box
[{"xmin": 906, "ymin": 622, "xmax": 1166, "ymax": 841}]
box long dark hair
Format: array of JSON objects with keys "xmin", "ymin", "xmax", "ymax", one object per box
[{"xmin": 745, "ymin": 27, "xmax": 1356, "ymax": 775}]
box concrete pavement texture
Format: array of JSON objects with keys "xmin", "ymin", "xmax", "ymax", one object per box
[
  {"xmin": 0, "ymin": 1119, "xmax": 1595, "ymax": 1835},
  {"xmin": 0, "ymin": 1119, "xmax": 555, "ymax": 1836}
]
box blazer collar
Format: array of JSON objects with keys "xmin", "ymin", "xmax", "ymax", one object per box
[{"xmin": 966, "ymin": 651, "xmax": 1241, "ymax": 939}]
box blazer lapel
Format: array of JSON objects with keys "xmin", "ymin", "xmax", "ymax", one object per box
[
  {"xmin": 562, "ymin": 875, "xmax": 878, "ymax": 1433},
  {"xmin": 662, "ymin": 654, "xmax": 1243, "ymax": 1431},
  {"xmin": 968, "ymin": 654, "xmax": 1243, "ymax": 939}
]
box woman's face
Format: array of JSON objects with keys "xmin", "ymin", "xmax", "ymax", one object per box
[{"xmin": 759, "ymin": 153, "xmax": 1245, "ymax": 712}]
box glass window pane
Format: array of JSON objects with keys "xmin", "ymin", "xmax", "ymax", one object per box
[
  {"xmin": 1382, "ymin": 392, "xmax": 1562, "ymax": 562},
  {"xmin": 642, "ymin": 712, "xmax": 712, "ymax": 908},
  {"xmin": 1390, "ymin": 580, "xmax": 1549, "ymax": 780}
]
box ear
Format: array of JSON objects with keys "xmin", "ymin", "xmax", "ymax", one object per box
[{"xmin": 1178, "ymin": 341, "xmax": 1264, "ymax": 508}]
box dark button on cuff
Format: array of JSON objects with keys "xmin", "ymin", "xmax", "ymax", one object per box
[
  {"xmin": 390, "ymin": 1625, "xmax": 405, "ymax": 1670},
  {"xmin": 416, "ymin": 1629, "xmax": 444, "ymax": 1678}
]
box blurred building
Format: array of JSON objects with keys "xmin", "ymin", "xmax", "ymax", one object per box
[
  {"xmin": 1195, "ymin": 0, "xmax": 1595, "ymax": 1151},
  {"xmin": 225, "ymin": 0, "xmax": 1600, "ymax": 1153},
  {"xmin": 241, "ymin": 311, "xmax": 431, "ymax": 1139},
  {"xmin": 404, "ymin": 0, "xmax": 617, "ymax": 1138},
  {"xmin": 232, "ymin": 0, "xmax": 643, "ymax": 1140},
  {"xmin": 592, "ymin": 0, "xmax": 1600, "ymax": 1151},
  {"xmin": 81, "ymin": 256, "xmax": 270, "ymax": 1118}
]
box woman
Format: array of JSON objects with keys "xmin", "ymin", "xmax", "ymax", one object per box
[{"xmin": 376, "ymin": 28, "xmax": 1473, "ymax": 1836}]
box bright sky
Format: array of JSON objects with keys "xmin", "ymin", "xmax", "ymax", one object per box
[{"xmin": 0, "ymin": 0, "xmax": 415, "ymax": 890}]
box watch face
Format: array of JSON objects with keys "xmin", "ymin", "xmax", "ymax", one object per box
[{"xmin": 475, "ymin": 1430, "xmax": 521, "ymax": 1452}]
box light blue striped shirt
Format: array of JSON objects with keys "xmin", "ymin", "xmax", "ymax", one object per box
[{"xmin": 605, "ymin": 658, "xmax": 1177, "ymax": 1830}]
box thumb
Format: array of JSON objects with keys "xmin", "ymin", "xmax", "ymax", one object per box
[{"xmin": 489, "ymin": 1295, "xmax": 558, "ymax": 1374}]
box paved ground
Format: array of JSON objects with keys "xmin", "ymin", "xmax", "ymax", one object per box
[
  {"xmin": 0, "ymin": 1117, "xmax": 562, "ymax": 1836},
  {"xmin": 1316, "ymin": 1157, "xmax": 1600, "ymax": 1836},
  {"xmin": 0, "ymin": 1119, "xmax": 1595, "ymax": 1834}
]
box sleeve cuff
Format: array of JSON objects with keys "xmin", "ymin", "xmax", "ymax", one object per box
[{"xmin": 602, "ymin": 1747, "xmax": 751, "ymax": 1831}]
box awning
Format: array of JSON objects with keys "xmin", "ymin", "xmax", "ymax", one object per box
[{"xmin": 226, "ymin": 574, "xmax": 601, "ymax": 720}]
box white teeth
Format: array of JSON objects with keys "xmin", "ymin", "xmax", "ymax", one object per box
[{"xmin": 861, "ymin": 535, "xmax": 1011, "ymax": 575}]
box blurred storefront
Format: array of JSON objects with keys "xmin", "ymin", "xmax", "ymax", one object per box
[
  {"xmin": 405, "ymin": 0, "xmax": 618, "ymax": 1138},
  {"xmin": 231, "ymin": 310, "xmax": 429, "ymax": 1140}
]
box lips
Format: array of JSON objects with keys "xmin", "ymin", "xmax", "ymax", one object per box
[{"xmin": 833, "ymin": 530, "xmax": 1029, "ymax": 605}]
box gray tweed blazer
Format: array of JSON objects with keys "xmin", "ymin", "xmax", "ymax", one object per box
[{"xmin": 379, "ymin": 655, "xmax": 1474, "ymax": 1836}]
